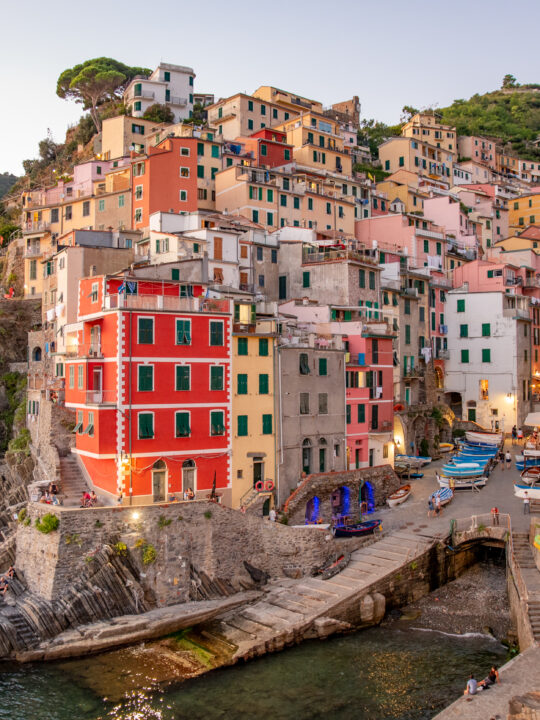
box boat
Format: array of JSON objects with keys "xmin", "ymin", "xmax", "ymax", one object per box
[
  {"xmin": 441, "ymin": 462, "xmax": 486, "ymax": 477},
  {"xmin": 514, "ymin": 480, "xmax": 540, "ymax": 500},
  {"xmin": 465, "ymin": 431, "xmax": 503, "ymax": 446},
  {"xmin": 332, "ymin": 519, "xmax": 382, "ymax": 538},
  {"xmin": 409, "ymin": 472, "xmax": 424, "ymax": 479},
  {"xmin": 437, "ymin": 473, "xmax": 487, "ymax": 489},
  {"xmin": 457, "ymin": 444, "xmax": 498, "ymax": 455},
  {"xmin": 430, "ymin": 487, "xmax": 453, "ymax": 506},
  {"xmin": 387, "ymin": 484, "xmax": 411, "ymax": 508},
  {"xmin": 520, "ymin": 467, "xmax": 540, "ymax": 485},
  {"xmin": 312, "ymin": 552, "xmax": 351, "ymax": 580},
  {"xmin": 439, "ymin": 443, "xmax": 454, "ymax": 453},
  {"xmin": 516, "ymin": 454, "xmax": 540, "ymax": 471},
  {"xmin": 448, "ymin": 457, "xmax": 489, "ymax": 466}
]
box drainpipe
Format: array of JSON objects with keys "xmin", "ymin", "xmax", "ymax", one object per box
[
  {"xmin": 277, "ymin": 343, "xmax": 284, "ymax": 506},
  {"xmin": 128, "ymin": 308, "xmax": 133, "ymax": 505}
]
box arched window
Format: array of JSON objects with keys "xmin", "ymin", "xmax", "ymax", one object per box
[{"xmin": 32, "ymin": 347, "xmax": 42, "ymax": 362}]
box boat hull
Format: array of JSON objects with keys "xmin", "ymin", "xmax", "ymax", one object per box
[
  {"xmin": 332, "ymin": 520, "xmax": 382, "ymax": 538},
  {"xmin": 513, "ymin": 483, "xmax": 540, "ymax": 500},
  {"xmin": 441, "ymin": 463, "xmax": 486, "ymax": 477},
  {"xmin": 465, "ymin": 431, "xmax": 503, "ymax": 446},
  {"xmin": 387, "ymin": 485, "xmax": 411, "ymax": 508},
  {"xmin": 437, "ymin": 473, "xmax": 486, "ymax": 489},
  {"xmin": 430, "ymin": 488, "xmax": 454, "ymax": 506}
]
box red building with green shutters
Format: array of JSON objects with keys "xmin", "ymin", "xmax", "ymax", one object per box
[{"xmin": 64, "ymin": 274, "xmax": 232, "ymax": 504}]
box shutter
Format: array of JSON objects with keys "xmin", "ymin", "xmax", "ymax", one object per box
[
  {"xmin": 237, "ymin": 374, "xmax": 248, "ymax": 394},
  {"xmin": 176, "ymin": 413, "xmax": 190, "ymax": 437},
  {"xmin": 259, "ymin": 374, "xmax": 269, "ymax": 394},
  {"xmin": 176, "ymin": 366, "xmax": 190, "ymax": 390},
  {"xmin": 262, "ymin": 414, "xmax": 272, "ymax": 434}
]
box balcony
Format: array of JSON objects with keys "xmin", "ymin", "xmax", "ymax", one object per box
[
  {"xmin": 503, "ymin": 307, "xmax": 530, "ymax": 321},
  {"xmin": 133, "ymin": 90, "xmax": 155, "ymax": 100},
  {"xmin": 169, "ymin": 96, "xmax": 187, "ymax": 106},
  {"xmin": 439, "ymin": 325, "xmax": 448, "ymax": 335},
  {"xmin": 104, "ymin": 293, "xmax": 229, "ymax": 314},
  {"xmin": 437, "ymin": 349, "xmax": 450, "ymax": 359},
  {"xmin": 369, "ymin": 420, "xmax": 393, "ymax": 434},
  {"xmin": 24, "ymin": 246, "xmax": 43, "ymax": 258},
  {"xmin": 85, "ymin": 390, "xmax": 116, "ymax": 405},
  {"xmin": 302, "ymin": 247, "xmax": 378, "ymax": 267},
  {"xmin": 22, "ymin": 222, "xmax": 50, "ymax": 235},
  {"xmin": 403, "ymin": 366, "xmax": 425, "ymax": 378},
  {"xmin": 415, "ymin": 228, "xmax": 445, "ymax": 240},
  {"xmin": 65, "ymin": 343, "xmax": 103, "ymax": 358}
]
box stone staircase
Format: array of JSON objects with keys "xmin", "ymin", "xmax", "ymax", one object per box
[
  {"xmin": 512, "ymin": 532, "xmax": 540, "ymax": 644},
  {"xmin": 512, "ymin": 532, "xmax": 536, "ymax": 569},
  {"xmin": 528, "ymin": 601, "xmax": 540, "ymax": 642},
  {"xmin": 199, "ymin": 529, "xmax": 439, "ymax": 661},
  {"xmin": 59, "ymin": 455, "xmax": 89, "ymax": 506}
]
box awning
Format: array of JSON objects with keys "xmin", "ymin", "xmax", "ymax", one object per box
[{"xmin": 524, "ymin": 413, "xmax": 540, "ymax": 427}]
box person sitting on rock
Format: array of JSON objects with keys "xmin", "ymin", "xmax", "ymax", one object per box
[
  {"xmin": 464, "ymin": 674, "xmax": 477, "ymax": 695},
  {"xmin": 89, "ymin": 491, "xmax": 98, "ymax": 506},
  {"xmin": 479, "ymin": 666, "xmax": 500, "ymax": 689},
  {"xmin": 0, "ymin": 576, "xmax": 10, "ymax": 596}
]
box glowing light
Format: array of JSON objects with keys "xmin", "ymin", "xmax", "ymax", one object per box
[
  {"xmin": 132, "ymin": 511, "xmax": 140, "ymax": 520},
  {"xmin": 506, "ymin": 393, "xmax": 513, "ymax": 404}
]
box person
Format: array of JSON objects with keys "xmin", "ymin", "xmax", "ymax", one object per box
[
  {"xmin": 505, "ymin": 450, "xmax": 512, "ymax": 469},
  {"xmin": 491, "ymin": 507, "xmax": 500, "ymax": 526},
  {"xmin": 89, "ymin": 490, "xmax": 98, "ymax": 507},
  {"xmin": 479, "ymin": 666, "xmax": 500, "ymax": 689},
  {"xmin": 435, "ymin": 495, "xmax": 442, "ymax": 516},
  {"xmin": 518, "ymin": 427, "xmax": 524, "ymax": 443},
  {"xmin": 0, "ymin": 576, "xmax": 9, "ymax": 596},
  {"xmin": 80, "ymin": 491, "xmax": 91, "ymax": 508},
  {"xmin": 523, "ymin": 490, "xmax": 530, "ymax": 514},
  {"xmin": 427, "ymin": 498, "xmax": 434, "ymax": 518},
  {"xmin": 48, "ymin": 482, "xmax": 58, "ymax": 495},
  {"xmin": 186, "ymin": 487, "xmax": 195, "ymax": 501},
  {"xmin": 464, "ymin": 674, "xmax": 477, "ymax": 695},
  {"xmin": 40, "ymin": 491, "xmax": 52, "ymax": 504},
  {"xmin": 512, "ymin": 426, "xmax": 517, "ymax": 445},
  {"xmin": 117, "ymin": 492, "xmax": 124, "ymax": 506},
  {"xmin": 269, "ymin": 507, "xmax": 277, "ymax": 522},
  {"xmin": 240, "ymin": 505, "xmax": 246, "ymax": 514}
]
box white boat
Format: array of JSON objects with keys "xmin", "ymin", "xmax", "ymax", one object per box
[
  {"xmin": 514, "ymin": 480, "xmax": 540, "ymax": 500},
  {"xmin": 387, "ymin": 484, "xmax": 411, "ymax": 508},
  {"xmin": 437, "ymin": 473, "xmax": 487, "ymax": 490},
  {"xmin": 441, "ymin": 462, "xmax": 486, "ymax": 478},
  {"xmin": 465, "ymin": 431, "xmax": 503, "ymax": 446},
  {"xmin": 520, "ymin": 467, "xmax": 540, "ymax": 485}
]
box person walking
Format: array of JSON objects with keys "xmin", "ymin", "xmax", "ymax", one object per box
[
  {"xmin": 512, "ymin": 426, "xmax": 517, "ymax": 445},
  {"xmin": 505, "ymin": 450, "xmax": 512, "ymax": 469},
  {"xmin": 523, "ymin": 491, "xmax": 530, "ymax": 514},
  {"xmin": 518, "ymin": 427, "xmax": 524, "ymax": 444}
]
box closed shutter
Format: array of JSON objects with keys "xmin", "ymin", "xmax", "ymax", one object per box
[
  {"xmin": 210, "ymin": 366, "xmax": 223, "ymax": 390},
  {"xmin": 176, "ymin": 366, "xmax": 190, "ymax": 390},
  {"xmin": 138, "ymin": 413, "xmax": 154, "ymax": 438},
  {"xmin": 176, "ymin": 320, "xmax": 191, "ymax": 345},
  {"xmin": 175, "ymin": 413, "xmax": 190, "ymax": 437},
  {"xmin": 259, "ymin": 374, "xmax": 269, "ymax": 394},
  {"xmin": 210, "ymin": 321, "xmax": 223, "ymax": 346}
]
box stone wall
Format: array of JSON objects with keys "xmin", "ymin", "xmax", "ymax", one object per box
[
  {"xmin": 508, "ymin": 692, "xmax": 540, "ymax": 720},
  {"xmin": 284, "ymin": 465, "xmax": 400, "ymax": 526},
  {"xmin": 16, "ymin": 500, "xmax": 353, "ymax": 605}
]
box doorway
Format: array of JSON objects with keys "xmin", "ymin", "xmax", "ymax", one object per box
[
  {"xmin": 305, "ymin": 496, "xmax": 320, "ymax": 523},
  {"xmin": 369, "ymin": 448, "xmax": 374, "ymax": 467},
  {"xmin": 302, "ymin": 439, "xmax": 312, "ymax": 475},
  {"xmin": 92, "ymin": 367, "xmax": 102, "ymax": 403},
  {"xmin": 152, "ymin": 459, "xmax": 167, "ymax": 502},
  {"xmin": 182, "ymin": 459, "xmax": 196, "ymax": 495},
  {"xmin": 361, "ymin": 481, "xmax": 375, "ymax": 513},
  {"xmin": 319, "ymin": 438, "xmax": 327, "ymax": 472},
  {"xmin": 253, "ymin": 457, "xmax": 264, "ymax": 488}
]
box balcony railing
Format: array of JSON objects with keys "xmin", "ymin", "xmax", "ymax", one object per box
[
  {"xmin": 437, "ymin": 349, "xmax": 450, "ymax": 359},
  {"xmin": 169, "ymin": 96, "xmax": 187, "ymax": 106},
  {"xmin": 24, "ymin": 246, "xmax": 43, "ymax": 257},
  {"xmin": 85, "ymin": 390, "xmax": 116, "ymax": 405},
  {"xmin": 65, "ymin": 343, "xmax": 103, "ymax": 358},
  {"xmin": 369, "ymin": 420, "xmax": 393, "ymax": 433},
  {"xmin": 22, "ymin": 222, "xmax": 50, "ymax": 235},
  {"xmin": 104, "ymin": 293, "xmax": 229, "ymax": 314},
  {"xmin": 133, "ymin": 90, "xmax": 155, "ymax": 100}
]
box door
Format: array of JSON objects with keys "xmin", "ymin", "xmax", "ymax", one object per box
[
  {"xmin": 92, "ymin": 367, "xmax": 102, "ymax": 403},
  {"xmin": 319, "ymin": 448, "xmax": 326, "ymax": 473},
  {"xmin": 152, "ymin": 471, "xmax": 166, "ymax": 502},
  {"xmin": 468, "ymin": 408, "xmax": 476, "ymax": 422},
  {"xmin": 182, "ymin": 460, "xmax": 196, "ymax": 494},
  {"xmin": 369, "ymin": 449, "xmax": 374, "ymax": 467},
  {"xmin": 302, "ymin": 445, "xmax": 311, "ymax": 475},
  {"xmin": 355, "ymin": 448, "xmax": 360, "ymax": 469},
  {"xmin": 253, "ymin": 459, "xmax": 264, "ymax": 488}
]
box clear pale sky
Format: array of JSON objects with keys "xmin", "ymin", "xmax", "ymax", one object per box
[{"xmin": 1, "ymin": 0, "xmax": 539, "ymax": 175}]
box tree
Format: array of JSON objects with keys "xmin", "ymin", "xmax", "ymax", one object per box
[
  {"xmin": 56, "ymin": 58, "xmax": 151, "ymax": 132},
  {"xmin": 401, "ymin": 105, "xmax": 418, "ymax": 122},
  {"xmin": 142, "ymin": 103, "xmax": 174, "ymax": 124},
  {"xmin": 502, "ymin": 74, "xmax": 519, "ymax": 89}
]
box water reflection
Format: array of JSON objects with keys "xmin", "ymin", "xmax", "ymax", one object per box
[{"xmin": 0, "ymin": 626, "xmax": 507, "ymax": 720}]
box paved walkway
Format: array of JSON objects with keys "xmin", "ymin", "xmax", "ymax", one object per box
[{"xmin": 371, "ymin": 440, "xmax": 532, "ymax": 536}]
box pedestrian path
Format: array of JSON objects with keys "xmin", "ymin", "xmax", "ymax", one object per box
[{"xmin": 202, "ymin": 528, "xmax": 442, "ymax": 662}]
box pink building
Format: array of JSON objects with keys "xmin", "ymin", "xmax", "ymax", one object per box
[{"xmin": 423, "ymin": 196, "xmax": 477, "ymax": 250}]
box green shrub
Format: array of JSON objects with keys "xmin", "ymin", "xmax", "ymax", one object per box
[
  {"xmin": 113, "ymin": 541, "xmax": 127, "ymax": 556},
  {"xmin": 142, "ymin": 543, "xmax": 157, "ymax": 565},
  {"xmin": 35, "ymin": 513, "xmax": 59, "ymax": 534},
  {"xmin": 24, "ymin": 517, "xmax": 31, "ymax": 526},
  {"xmin": 453, "ymin": 428, "xmax": 466, "ymax": 438},
  {"xmin": 94, "ymin": 519, "xmax": 104, "ymax": 528},
  {"xmin": 158, "ymin": 515, "xmax": 172, "ymax": 529},
  {"xmin": 65, "ymin": 533, "xmax": 82, "ymax": 547},
  {"xmin": 204, "ymin": 510, "xmax": 212, "ymax": 520},
  {"xmin": 279, "ymin": 515, "xmax": 289, "ymax": 525},
  {"xmin": 17, "ymin": 507, "xmax": 27, "ymax": 523}
]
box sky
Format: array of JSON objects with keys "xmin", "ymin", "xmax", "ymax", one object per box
[{"xmin": 1, "ymin": 0, "xmax": 539, "ymax": 175}]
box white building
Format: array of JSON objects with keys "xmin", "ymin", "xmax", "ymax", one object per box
[
  {"xmin": 124, "ymin": 63, "xmax": 195, "ymax": 123},
  {"xmin": 445, "ymin": 288, "xmax": 531, "ymax": 429}
]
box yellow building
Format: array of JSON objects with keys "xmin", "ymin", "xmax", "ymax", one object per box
[
  {"xmin": 509, "ymin": 192, "xmax": 540, "ymax": 230},
  {"xmin": 401, "ymin": 112, "xmax": 457, "ymax": 153},
  {"xmin": 376, "ymin": 179, "xmax": 427, "ymax": 214},
  {"xmin": 207, "ymin": 93, "xmax": 299, "ymax": 141},
  {"xmin": 231, "ymin": 303, "xmax": 277, "ymax": 510},
  {"xmin": 379, "ymin": 137, "xmax": 455, "ymax": 181},
  {"xmin": 252, "ymin": 86, "xmax": 323, "ymax": 114},
  {"xmin": 23, "ymin": 230, "xmax": 56, "ymax": 298},
  {"xmin": 98, "ymin": 116, "xmax": 167, "ymax": 160}
]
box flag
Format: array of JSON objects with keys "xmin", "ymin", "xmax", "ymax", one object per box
[
  {"xmin": 368, "ymin": 172, "xmax": 375, "ymax": 182},
  {"xmin": 118, "ymin": 282, "xmax": 126, "ymax": 294}
]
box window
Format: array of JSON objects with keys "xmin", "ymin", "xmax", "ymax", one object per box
[
  {"xmin": 293, "ymin": 197, "xmax": 300, "ymax": 210},
  {"xmin": 98, "ymin": 199, "xmax": 105, "ymax": 212},
  {"xmin": 69, "ymin": 365, "xmax": 75, "ymax": 389},
  {"xmin": 261, "ymin": 143, "xmax": 267, "ymax": 157},
  {"xmin": 262, "ymin": 414, "xmax": 272, "ymax": 435},
  {"xmin": 248, "ymin": 119, "xmax": 254, "ymax": 130},
  {"xmin": 134, "ymin": 101, "xmax": 141, "ymax": 112},
  {"xmin": 138, "ymin": 413, "xmax": 154, "ymax": 439},
  {"xmin": 482, "ymin": 348, "xmax": 491, "ymax": 363},
  {"xmin": 359, "ymin": 269, "xmax": 365, "ymax": 288},
  {"xmin": 318, "ymin": 393, "xmax": 328, "ymax": 414},
  {"xmin": 357, "ymin": 404, "xmax": 366, "ymax": 423},
  {"xmin": 175, "ymin": 412, "xmax": 191, "ymax": 437},
  {"xmin": 135, "ymin": 208, "xmax": 142, "ymax": 222},
  {"xmin": 197, "ymin": 165, "xmax": 204, "ymax": 179},
  {"xmin": 346, "ymin": 404, "xmax": 351, "ymax": 424},
  {"xmin": 399, "ymin": 155, "xmax": 404, "ymax": 167},
  {"xmin": 138, "ymin": 317, "xmax": 154, "ymax": 344},
  {"xmin": 74, "ymin": 410, "xmax": 83, "ymax": 433},
  {"xmin": 181, "ymin": 147, "xmax": 190, "ymax": 157},
  {"xmin": 461, "ymin": 349, "xmax": 469, "ymax": 363},
  {"xmin": 172, "ymin": 268, "xmax": 180, "ymax": 281},
  {"xmin": 460, "ymin": 324, "xmax": 468, "ymax": 338},
  {"xmin": 436, "ymin": 242, "xmax": 442, "ymax": 255},
  {"xmin": 237, "ymin": 415, "xmax": 248, "ymax": 437},
  {"xmin": 405, "ymin": 325, "xmax": 411, "ymax": 345},
  {"xmin": 176, "ymin": 365, "xmax": 190, "ymax": 391},
  {"xmin": 210, "ymin": 410, "xmax": 225, "ymax": 435},
  {"xmin": 82, "ymin": 201, "xmax": 90, "ymax": 217},
  {"xmin": 260, "ymin": 104, "xmax": 266, "ymax": 116},
  {"xmin": 29, "ymin": 259, "xmax": 37, "ymax": 280},
  {"xmin": 259, "ymin": 338, "xmax": 268, "ymax": 356},
  {"xmin": 259, "ymin": 373, "xmax": 269, "ymax": 394},
  {"xmin": 302, "ymin": 271, "xmax": 310, "ymax": 288},
  {"xmin": 300, "ymin": 393, "xmax": 310, "ymax": 414},
  {"xmin": 84, "ymin": 411, "xmax": 95, "ymax": 437},
  {"xmin": 326, "ymin": 202, "xmax": 331, "ymax": 214},
  {"xmin": 369, "ymin": 271, "xmax": 375, "ymax": 290},
  {"xmin": 237, "ymin": 373, "xmax": 248, "ymax": 395},
  {"xmin": 271, "ymin": 249, "xmax": 277, "ymax": 263},
  {"xmin": 210, "ymin": 366, "xmax": 224, "ymax": 391},
  {"xmin": 238, "ymin": 337, "xmax": 248, "ymax": 355},
  {"xmin": 404, "ymin": 298, "xmax": 410, "ymax": 315},
  {"xmin": 482, "ymin": 323, "xmax": 491, "ymax": 337},
  {"xmin": 211, "ymin": 145, "xmax": 219, "ymax": 159},
  {"xmin": 318, "ymin": 358, "xmax": 327, "ymax": 376},
  {"xmin": 284, "ymin": 149, "xmax": 290, "ymax": 161},
  {"xmin": 252, "ymin": 210, "xmax": 259, "ymax": 223},
  {"xmin": 180, "ymin": 167, "xmax": 190, "ymax": 178},
  {"xmin": 280, "ymin": 194, "xmax": 287, "ymax": 207},
  {"xmin": 299, "ymin": 353, "xmax": 310, "ymax": 374},
  {"xmin": 138, "ymin": 365, "xmax": 153, "ymax": 391},
  {"xmin": 197, "ymin": 143, "xmax": 204, "ymax": 156},
  {"xmin": 256, "ymin": 246, "xmax": 263, "ymax": 261},
  {"xmin": 210, "ymin": 321, "xmax": 224, "ymax": 346},
  {"xmin": 118, "ymin": 194, "xmax": 125, "ymax": 208}
]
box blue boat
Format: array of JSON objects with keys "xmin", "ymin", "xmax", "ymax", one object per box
[
  {"xmin": 430, "ymin": 487, "xmax": 453, "ymax": 506},
  {"xmin": 459, "ymin": 445, "xmax": 498, "ymax": 455},
  {"xmin": 449, "ymin": 457, "xmax": 489, "ymax": 466},
  {"xmin": 332, "ymin": 519, "xmax": 382, "ymax": 538},
  {"xmin": 516, "ymin": 457, "xmax": 540, "ymax": 471},
  {"xmin": 441, "ymin": 462, "xmax": 485, "ymax": 478}
]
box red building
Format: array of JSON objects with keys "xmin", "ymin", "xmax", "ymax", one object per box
[
  {"xmin": 239, "ymin": 128, "xmax": 293, "ymax": 168},
  {"xmin": 64, "ymin": 274, "xmax": 232, "ymax": 504},
  {"xmin": 345, "ymin": 329, "xmax": 394, "ymax": 468}
]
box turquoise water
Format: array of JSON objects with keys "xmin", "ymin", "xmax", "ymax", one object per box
[{"xmin": 0, "ymin": 625, "xmax": 507, "ymax": 720}]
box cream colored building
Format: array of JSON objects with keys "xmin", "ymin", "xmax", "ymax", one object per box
[
  {"xmin": 252, "ymin": 86, "xmax": 323, "ymax": 114},
  {"xmin": 206, "ymin": 93, "xmax": 299, "ymax": 141},
  {"xmin": 97, "ymin": 116, "xmax": 167, "ymax": 160},
  {"xmin": 379, "ymin": 137, "xmax": 455, "ymax": 182},
  {"xmin": 401, "ymin": 112, "xmax": 457, "ymax": 153}
]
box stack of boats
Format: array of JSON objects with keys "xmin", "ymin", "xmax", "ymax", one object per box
[
  {"xmin": 436, "ymin": 430, "xmax": 502, "ymax": 490},
  {"xmin": 394, "ymin": 454, "xmax": 431, "ymax": 478}
]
